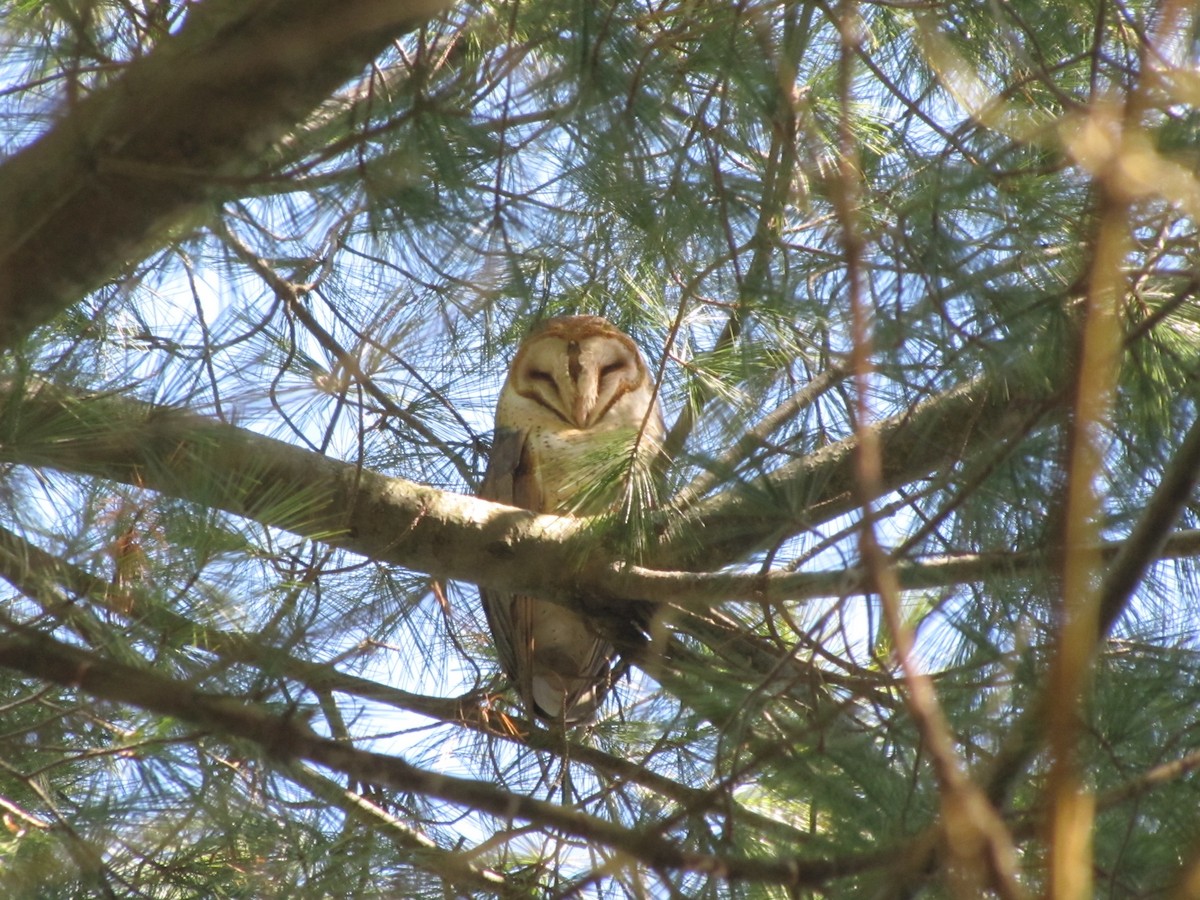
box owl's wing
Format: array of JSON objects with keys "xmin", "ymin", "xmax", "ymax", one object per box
[
  {"xmin": 480, "ymin": 426, "xmax": 541, "ymax": 511},
  {"xmin": 478, "ymin": 427, "xmax": 538, "ymax": 691}
]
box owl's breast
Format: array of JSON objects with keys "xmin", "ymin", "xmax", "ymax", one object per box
[{"xmin": 527, "ymin": 423, "xmax": 648, "ymax": 515}]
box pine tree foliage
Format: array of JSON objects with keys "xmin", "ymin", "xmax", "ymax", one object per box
[{"xmin": 1, "ymin": 0, "xmax": 1200, "ymax": 896}]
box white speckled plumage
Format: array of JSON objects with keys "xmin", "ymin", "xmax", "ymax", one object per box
[{"xmin": 480, "ymin": 315, "xmax": 664, "ymax": 723}]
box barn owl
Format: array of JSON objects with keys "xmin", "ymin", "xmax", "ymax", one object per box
[{"xmin": 480, "ymin": 315, "xmax": 665, "ymax": 724}]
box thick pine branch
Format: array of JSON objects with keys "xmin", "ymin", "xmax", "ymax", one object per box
[
  {"xmin": 0, "ymin": 369, "xmax": 1062, "ymax": 607},
  {"xmin": 659, "ymin": 368, "xmax": 1061, "ymax": 569},
  {"xmin": 0, "ymin": 0, "xmax": 450, "ymax": 349}
]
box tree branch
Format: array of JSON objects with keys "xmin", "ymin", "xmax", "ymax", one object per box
[
  {"xmin": 0, "ymin": 366, "xmax": 1066, "ymax": 605},
  {"xmin": 0, "ymin": 625, "xmax": 864, "ymax": 889},
  {"xmin": 613, "ymin": 529, "xmax": 1200, "ymax": 607},
  {"xmin": 0, "ymin": 518, "xmax": 814, "ymax": 845},
  {"xmin": 0, "ymin": 0, "xmax": 451, "ymax": 349},
  {"xmin": 284, "ymin": 763, "xmax": 512, "ymax": 896},
  {"xmin": 0, "ymin": 377, "xmax": 586, "ymax": 600},
  {"xmin": 984, "ymin": 408, "xmax": 1200, "ymax": 808},
  {"xmin": 660, "ymin": 367, "xmax": 1062, "ymax": 569}
]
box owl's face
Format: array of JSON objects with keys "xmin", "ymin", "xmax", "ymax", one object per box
[{"xmin": 499, "ymin": 316, "xmax": 657, "ymax": 433}]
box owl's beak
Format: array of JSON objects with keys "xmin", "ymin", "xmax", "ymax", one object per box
[{"xmin": 571, "ymin": 369, "xmax": 599, "ymax": 428}]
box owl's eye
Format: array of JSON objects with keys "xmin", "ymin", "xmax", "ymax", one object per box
[
  {"xmin": 527, "ymin": 369, "xmax": 554, "ymax": 384},
  {"xmin": 599, "ymin": 361, "xmax": 626, "ymax": 378}
]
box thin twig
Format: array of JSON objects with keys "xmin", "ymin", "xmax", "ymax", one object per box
[{"xmin": 831, "ymin": 3, "xmax": 1022, "ymax": 896}]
